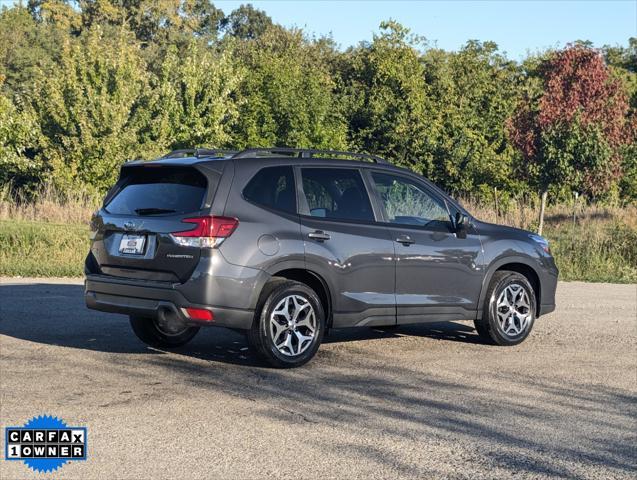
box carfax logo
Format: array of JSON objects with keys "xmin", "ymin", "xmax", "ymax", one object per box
[{"xmin": 4, "ymin": 415, "xmax": 87, "ymax": 473}]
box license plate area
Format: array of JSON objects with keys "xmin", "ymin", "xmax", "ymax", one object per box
[{"xmin": 119, "ymin": 234, "xmax": 147, "ymax": 255}]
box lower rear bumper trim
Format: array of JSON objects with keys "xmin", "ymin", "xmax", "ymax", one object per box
[{"xmin": 85, "ymin": 289, "xmax": 254, "ymax": 330}]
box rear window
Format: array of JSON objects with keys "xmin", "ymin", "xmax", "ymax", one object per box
[
  {"xmin": 105, "ymin": 167, "xmax": 208, "ymax": 216},
  {"xmin": 243, "ymin": 166, "xmax": 296, "ymax": 213}
]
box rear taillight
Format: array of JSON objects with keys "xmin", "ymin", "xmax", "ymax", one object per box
[{"xmin": 171, "ymin": 216, "xmax": 238, "ymax": 248}]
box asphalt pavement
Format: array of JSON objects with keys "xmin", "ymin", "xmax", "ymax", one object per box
[{"xmin": 0, "ymin": 278, "xmax": 635, "ymax": 479}]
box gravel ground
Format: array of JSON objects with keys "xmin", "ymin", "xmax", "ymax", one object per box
[{"xmin": 0, "ymin": 279, "xmax": 636, "ymax": 479}]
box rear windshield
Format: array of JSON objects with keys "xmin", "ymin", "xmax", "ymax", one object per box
[{"xmin": 105, "ymin": 167, "xmax": 208, "ymax": 216}]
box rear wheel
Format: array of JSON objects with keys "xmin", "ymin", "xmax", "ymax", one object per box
[
  {"xmin": 129, "ymin": 315, "xmax": 200, "ymax": 348},
  {"xmin": 474, "ymin": 271, "xmax": 536, "ymax": 346},
  {"xmin": 248, "ymin": 280, "xmax": 325, "ymax": 368}
]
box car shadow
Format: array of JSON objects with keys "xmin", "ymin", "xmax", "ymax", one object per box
[
  {"xmin": 0, "ymin": 283, "xmax": 487, "ymax": 367},
  {"xmin": 2, "ymin": 282, "xmax": 636, "ymax": 477}
]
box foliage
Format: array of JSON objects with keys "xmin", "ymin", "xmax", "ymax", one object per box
[
  {"xmin": 0, "ymin": 3, "xmax": 635, "ymax": 206},
  {"xmin": 604, "ymin": 37, "xmax": 637, "ymax": 108},
  {"xmin": 30, "ymin": 25, "xmax": 149, "ymax": 193},
  {"xmin": 509, "ymin": 45, "xmax": 631, "ymax": 198},
  {"xmin": 0, "ymin": 6, "xmax": 61, "ymax": 96},
  {"xmin": 0, "ymin": 91, "xmax": 42, "ymax": 192},
  {"xmin": 75, "ymin": 0, "xmax": 225, "ymax": 43},
  {"xmin": 342, "ymin": 21, "xmax": 431, "ymax": 172},
  {"xmin": 619, "ymin": 113, "xmax": 637, "ymax": 200},
  {"xmin": 139, "ymin": 40, "xmax": 242, "ymax": 155},
  {"xmin": 421, "ymin": 41, "xmax": 523, "ymax": 195},
  {"xmin": 232, "ymin": 26, "xmax": 348, "ymax": 149},
  {"xmin": 221, "ymin": 3, "xmax": 272, "ymax": 40}
]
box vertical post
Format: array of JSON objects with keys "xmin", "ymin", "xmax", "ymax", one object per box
[
  {"xmin": 494, "ymin": 187, "xmax": 499, "ymax": 221},
  {"xmin": 538, "ymin": 190, "xmax": 548, "ymax": 236}
]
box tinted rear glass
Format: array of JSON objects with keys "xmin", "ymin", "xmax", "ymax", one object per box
[
  {"xmin": 243, "ymin": 166, "xmax": 296, "ymax": 213},
  {"xmin": 105, "ymin": 167, "xmax": 208, "ymax": 215}
]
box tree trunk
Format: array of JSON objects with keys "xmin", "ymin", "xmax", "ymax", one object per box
[{"xmin": 538, "ymin": 190, "xmax": 548, "ymax": 236}]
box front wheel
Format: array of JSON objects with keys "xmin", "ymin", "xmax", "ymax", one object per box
[
  {"xmin": 474, "ymin": 271, "xmax": 536, "ymax": 346},
  {"xmin": 248, "ymin": 280, "xmax": 325, "ymax": 368},
  {"xmin": 129, "ymin": 315, "xmax": 200, "ymax": 348}
]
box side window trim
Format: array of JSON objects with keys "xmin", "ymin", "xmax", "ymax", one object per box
[
  {"xmin": 294, "ymin": 166, "xmax": 381, "ymax": 224},
  {"xmin": 294, "ymin": 165, "xmax": 310, "ymax": 215},
  {"xmin": 367, "ymin": 169, "xmax": 457, "ymax": 231},
  {"xmin": 360, "ymin": 168, "xmax": 389, "ymax": 223}
]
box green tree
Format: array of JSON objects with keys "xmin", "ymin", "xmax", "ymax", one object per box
[
  {"xmin": 619, "ymin": 113, "xmax": 637, "ymax": 201},
  {"xmin": 604, "ymin": 38, "xmax": 637, "ymax": 108},
  {"xmin": 31, "ymin": 25, "xmax": 149, "ymax": 192},
  {"xmin": 139, "ymin": 39, "xmax": 242, "ymax": 154},
  {"xmin": 222, "ymin": 3, "xmax": 272, "ymax": 40},
  {"xmin": 0, "ymin": 89, "xmax": 42, "ymax": 193},
  {"xmin": 0, "ymin": 5, "xmax": 64, "ymax": 96},
  {"xmin": 421, "ymin": 41, "xmax": 523, "ymax": 197},
  {"xmin": 232, "ymin": 26, "xmax": 348, "ymax": 149},
  {"xmin": 604, "ymin": 38, "xmax": 637, "ymax": 201},
  {"xmin": 342, "ymin": 21, "xmax": 432, "ymax": 172},
  {"xmin": 77, "ymin": 0, "xmax": 225, "ymax": 43}
]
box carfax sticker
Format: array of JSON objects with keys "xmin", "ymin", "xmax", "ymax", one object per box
[{"xmin": 4, "ymin": 415, "xmax": 87, "ymax": 473}]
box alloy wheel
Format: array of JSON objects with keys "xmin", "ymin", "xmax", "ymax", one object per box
[
  {"xmin": 269, "ymin": 295, "xmax": 317, "ymax": 356},
  {"xmin": 496, "ymin": 284, "xmax": 532, "ymax": 337}
]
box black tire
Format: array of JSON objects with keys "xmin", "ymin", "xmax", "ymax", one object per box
[
  {"xmin": 474, "ymin": 271, "xmax": 536, "ymax": 346},
  {"xmin": 248, "ymin": 280, "xmax": 325, "ymax": 368},
  {"xmin": 129, "ymin": 315, "xmax": 200, "ymax": 348}
]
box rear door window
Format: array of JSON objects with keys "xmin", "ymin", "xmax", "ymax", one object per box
[
  {"xmin": 105, "ymin": 167, "xmax": 207, "ymax": 216},
  {"xmin": 300, "ymin": 168, "xmax": 374, "ymax": 222},
  {"xmin": 243, "ymin": 166, "xmax": 296, "ymax": 213}
]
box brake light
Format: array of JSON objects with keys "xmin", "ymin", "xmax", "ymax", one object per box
[
  {"xmin": 171, "ymin": 216, "xmax": 238, "ymax": 248},
  {"xmin": 184, "ymin": 307, "xmax": 214, "ymax": 322}
]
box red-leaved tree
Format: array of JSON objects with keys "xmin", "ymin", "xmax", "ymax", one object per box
[{"xmin": 508, "ymin": 45, "xmax": 631, "ymax": 234}]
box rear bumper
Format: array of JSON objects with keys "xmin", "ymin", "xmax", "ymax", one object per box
[{"xmin": 85, "ymin": 275, "xmax": 254, "ymax": 330}]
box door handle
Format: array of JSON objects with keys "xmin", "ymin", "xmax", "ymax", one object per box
[
  {"xmin": 396, "ymin": 235, "xmax": 415, "ymax": 246},
  {"xmin": 308, "ymin": 230, "xmax": 331, "ymax": 241}
]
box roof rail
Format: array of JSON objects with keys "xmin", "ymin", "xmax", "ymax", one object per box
[
  {"xmin": 231, "ymin": 148, "xmax": 389, "ymax": 164},
  {"xmin": 162, "ymin": 148, "xmax": 239, "ymax": 159}
]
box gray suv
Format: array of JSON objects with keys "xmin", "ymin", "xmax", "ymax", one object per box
[{"xmin": 85, "ymin": 148, "xmax": 558, "ymax": 367}]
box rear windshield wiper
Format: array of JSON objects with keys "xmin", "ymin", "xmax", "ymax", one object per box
[{"xmin": 134, "ymin": 208, "xmax": 177, "ymax": 216}]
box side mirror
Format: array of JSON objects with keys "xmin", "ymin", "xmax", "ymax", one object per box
[{"xmin": 453, "ymin": 212, "xmax": 468, "ymax": 239}]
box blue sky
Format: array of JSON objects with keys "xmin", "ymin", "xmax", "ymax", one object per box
[{"xmin": 216, "ymin": 0, "xmax": 637, "ymax": 59}]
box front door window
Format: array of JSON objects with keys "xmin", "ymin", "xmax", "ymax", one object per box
[{"xmin": 371, "ymin": 172, "xmax": 450, "ymax": 228}]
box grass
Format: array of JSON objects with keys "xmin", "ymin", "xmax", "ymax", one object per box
[
  {"xmin": 547, "ymin": 220, "xmax": 637, "ymax": 282},
  {"xmin": 0, "ymin": 186, "xmax": 635, "ymax": 282},
  {"xmin": 467, "ymin": 199, "xmax": 637, "ymax": 283},
  {"xmin": 0, "ymin": 220, "xmax": 89, "ymax": 277},
  {"xmin": 0, "ymin": 186, "xmax": 94, "ymax": 277}
]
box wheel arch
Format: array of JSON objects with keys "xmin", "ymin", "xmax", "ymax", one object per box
[
  {"xmin": 268, "ymin": 268, "xmax": 333, "ymax": 327},
  {"xmin": 478, "ymin": 257, "xmax": 542, "ymax": 319}
]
